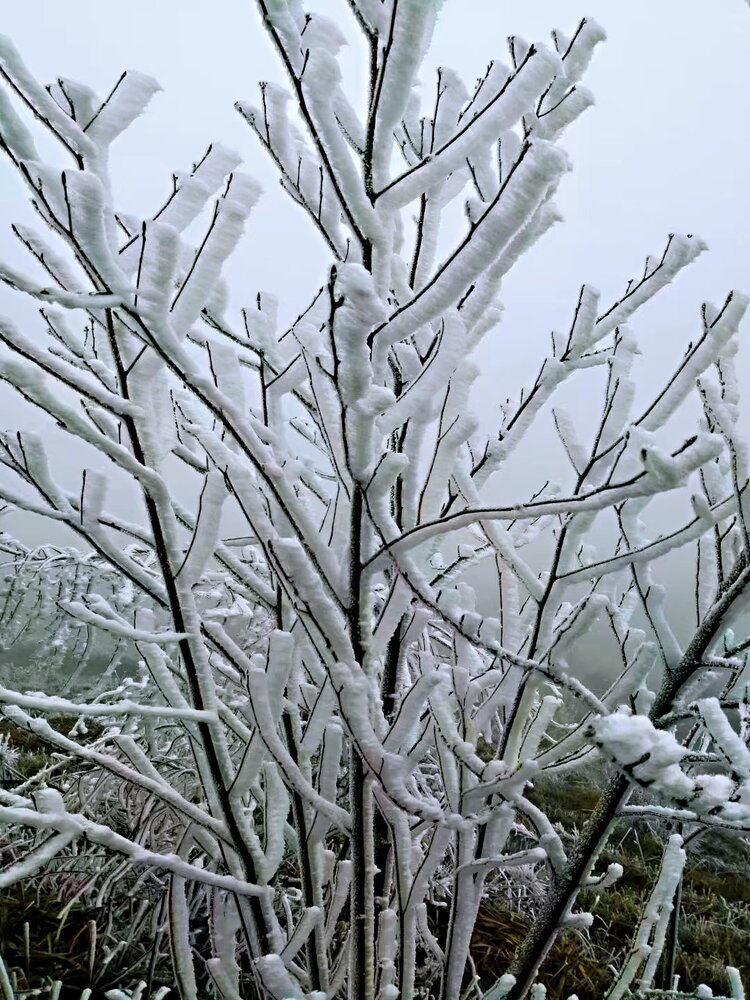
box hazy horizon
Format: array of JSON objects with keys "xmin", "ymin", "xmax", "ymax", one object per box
[{"xmin": 0, "ymin": 2, "xmax": 747, "ymax": 653}]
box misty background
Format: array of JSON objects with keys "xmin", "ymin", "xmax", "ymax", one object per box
[{"xmin": 0, "ymin": 1, "xmax": 748, "ymax": 685}]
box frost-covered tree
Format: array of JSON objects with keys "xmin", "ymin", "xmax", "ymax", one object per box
[{"xmin": 0, "ymin": 3, "xmax": 748, "ymax": 998}]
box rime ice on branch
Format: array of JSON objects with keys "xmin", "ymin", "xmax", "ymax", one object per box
[{"xmin": 0, "ymin": 4, "xmax": 748, "ymax": 1000}]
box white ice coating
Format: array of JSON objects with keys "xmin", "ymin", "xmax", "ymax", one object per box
[
  {"xmin": 0, "ymin": 86, "xmax": 38, "ymax": 159},
  {"xmin": 640, "ymin": 291, "xmax": 748, "ymax": 433},
  {"xmin": 170, "ymin": 173, "xmax": 261, "ymax": 334},
  {"xmin": 1, "ymin": 6, "xmax": 748, "ymax": 999},
  {"xmin": 374, "ymin": 140, "xmax": 569, "ymax": 350},
  {"xmin": 378, "ymin": 45, "xmax": 563, "ymax": 210},
  {"xmin": 607, "ymin": 834, "xmax": 686, "ymax": 1000},
  {"xmin": 84, "ymin": 71, "xmax": 161, "ymax": 146},
  {"xmin": 556, "ymin": 19, "xmax": 607, "ymax": 84},
  {"xmin": 370, "ymin": 1, "xmax": 440, "ymax": 189},
  {"xmin": 0, "ymin": 34, "xmax": 96, "ymax": 159}
]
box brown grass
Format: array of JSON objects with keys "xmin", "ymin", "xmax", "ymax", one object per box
[{"xmin": 471, "ymin": 779, "xmax": 750, "ymax": 999}]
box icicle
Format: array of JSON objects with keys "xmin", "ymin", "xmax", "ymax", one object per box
[
  {"xmin": 533, "ymin": 87, "xmax": 595, "ymax": 140},
  {"xmin": 59, "ymin": 599, "xmax": 189, "ymax": 644},
  {"xmin": 519, "ymin": 694, "xmax": 563, "ymax": 760},
  {"xmin": 377, "ymin": 312, "xmax": 466, "ymax": 435},
  {"xmin": 63, "ymin": 171, "xmax": 129, "ymax": 291},
  {"xmin": 265, "ymin": 630, "xmax": 295, "ymax": 720},
  {"xmin": 371, "ymin": 575, "xmax": 412, "ymax": 654},
  {"xmin": 374, "ymin": 901, "xmax": 401, "ymax": 986},
  {"xmin": 132, "ymin": 220, "xmax": 179, "ymax": 319},
  {"xmin": 637, "ymin": 836, "xmax": 687, "ymax": 991}
]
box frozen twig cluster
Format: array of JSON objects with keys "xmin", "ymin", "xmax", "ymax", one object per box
[{"xmin": 0, "ymin": 2, "xmax": 748, "ymax": 998}]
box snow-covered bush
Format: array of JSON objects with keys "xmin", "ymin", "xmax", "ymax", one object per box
[{"xmin": 0, "ymin": 2, "xmax": 748, "ymax": 997}]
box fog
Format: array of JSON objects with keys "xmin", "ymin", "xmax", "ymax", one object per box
[{"xmin": 0, "ymin": 2, "xmax": 748, "ymax": 674}]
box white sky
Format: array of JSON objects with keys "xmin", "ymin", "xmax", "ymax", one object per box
[
  {"xmin": 0, "ymin": 0, "xmax": 748, "ymax": 579},
  {"xmin": 2, "ymin": 2, "xmax": 748, "ymax": 317}
]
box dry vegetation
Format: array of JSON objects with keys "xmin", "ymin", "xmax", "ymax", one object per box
[{"xmin": 2, "ymin": 732, "xmax": 748, "ymax": 999}]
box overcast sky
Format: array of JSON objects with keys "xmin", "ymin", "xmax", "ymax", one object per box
[
  {"xmin": 0, "ymin": 1, "xmax": 748, "ymax": 570},
  {"xmin": 2, "ymin": 3, "xmax": 748, "ymax": 317}
]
